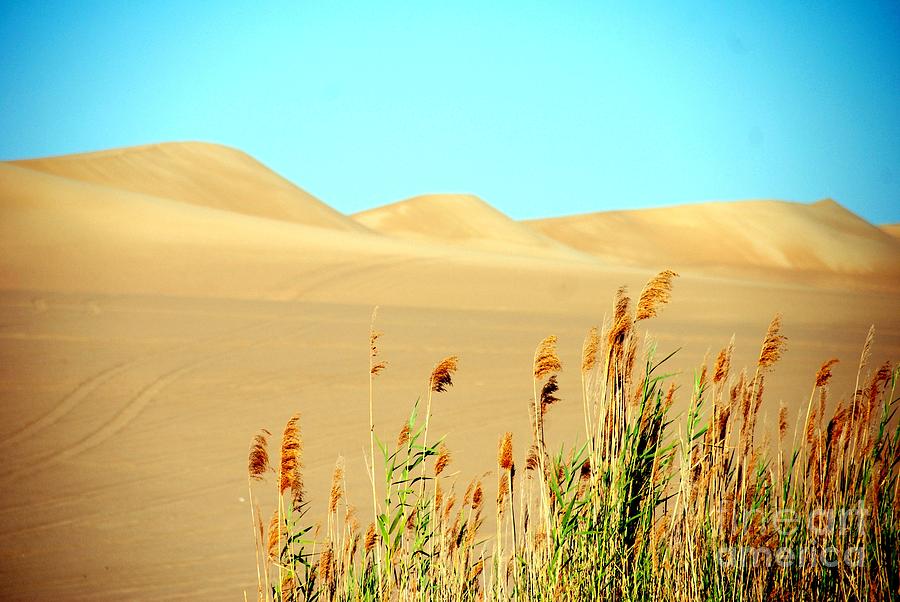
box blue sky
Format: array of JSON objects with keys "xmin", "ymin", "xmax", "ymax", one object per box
[{"xmin": 1, "ymin": 1, "xmax": 898, "ymax": 223}]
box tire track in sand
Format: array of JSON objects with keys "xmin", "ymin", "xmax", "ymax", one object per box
[{"xmin": 0, "ymin": 317, "xmax": 285, "ymax": 450}]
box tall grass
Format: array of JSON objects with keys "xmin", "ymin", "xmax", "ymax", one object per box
[{"xmin": 245, "ymin": 270, "xmax": 899, "ymax": 601}]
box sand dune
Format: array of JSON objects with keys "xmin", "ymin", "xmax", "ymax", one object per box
[
  {"xmin": 1, "ymin": 143, "xmax": 898, "ymax": 599},
  {"xmin": 882, "ymin": 223, "xmax": 900, "ymax": 240},
  {"xmin": 354, "ymin": 194, "xmax": 589, "ymax": 260},
  {"xmin": 12, "ymin": 141, "xmax": 366, "ymax": 231},
  {"xmin": 526, "ymin": 198, "xmax": 900, "ymax": 283}
]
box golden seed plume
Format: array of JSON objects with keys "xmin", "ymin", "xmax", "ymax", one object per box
[
  {"xmin": 319, "ymin": 543, "xmax": 335, "ymax": 585},
  {"xmin": 498, "ymin": 432, "xmax": 514, "ymax": 471},
  {"xmin": 757, "ymin": 314, "xmax": 787, "ymax": 370},
  {"xmin": 328, "ymin": 456, "xmax": 345, "ymax": 514},
  {"xmin": 472, "ymin": 481, "xmax": 484, "ymax": 511},
  {"xmin": 581, "ymin": 326, "xmax": 600, "ymax": 373},
  {"xmin": 279, "ymin": 413, "xmax": 304, "ymax": 503},
  {"xmin": 397, "ymin": 422, "xmax": 411, "ymax": 447},
  {"xmin": 713, "ymin": 336, "xmax": 735, "ymax": 384},
  {"xmin": 497, "ymin": 472, "xmax": 510, "ymax": 509},
  {"xmin": 815, "ymin": 358, "xmax": 840, "ymax": 388},
  {"xmin": 539, "ymin": 375, "xmax": 561, "ymax": 417},
  {"xmin": 534, "ymin": 335, "xmax": 562, "ymax": 380},
  {"xmin": 525, "ymin": 444, "xmax": 541, "ymax": 472},
  {"xmin": 248, "ymin": 428, "xmax": 271, "ymax": 481},
  {"xmin": 430, "ymin": 355, "xmax": 459, "ymax": 393},
  {"xmin": 608, "ymin": 287, "xmax": 632, "ymax": 348},
  {"xmin": 636, "ymin": 270, "xmax": 678, "ymax": 321},
  {"xmin": 364, "ymin": 522, "xmax": 377, "ymax": 554},
  {"xmin": 434, "ymin": 444, "xmax": 451, "ymax": 476},
  {"xmin": 267, "ymin": 510, "xmax": 281, "ymax": 562}
]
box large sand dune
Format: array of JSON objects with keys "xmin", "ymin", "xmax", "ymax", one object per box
[
  {"xmin": 354, "ymin": 194, "xmax": 589, "ymax": 260},
  {"xmin": 0, "ymin": 143, "xmax": 898, "ymax": 599},
  {"xmin": 12, "ymin": 142, "xmax": 366, "ymax": 231},
  {"xmin": 526, "ymin": 199, "xmax": 900, "ymax": 284}
]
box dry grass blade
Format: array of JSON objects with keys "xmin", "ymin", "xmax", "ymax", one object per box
[
  {"xmin": 430, "ymin": 356, "xmax": 459, "ymax": 393},
  {"xmin": 534, "ymin": 335, "xmax": 562, "ymax": 380},
  {"xmin": 248, "ymin": 428, "xmax": 271, "ymax": 481},
  {"xmin": 636, "ymin": 269, "xmax": 678, "ymax": 321}
]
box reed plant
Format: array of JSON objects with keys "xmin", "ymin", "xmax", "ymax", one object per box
[{"xmin": 245, "ymin": 270, "xmax": 899, "ymax": 601}]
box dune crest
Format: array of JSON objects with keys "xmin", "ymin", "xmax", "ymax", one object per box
[
  {"xmin": 12, "ymin": 141, "xmax": 366, "ymax": 231},
  {"xmin": 525, "ymin": 198, "xmax": 900, "ymax": 280},
  {"xmin": 354, "ymin": 193, "xmax": 588, "ymax": 260}
]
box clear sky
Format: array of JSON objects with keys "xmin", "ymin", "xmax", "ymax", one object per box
[{"xmin": 1, "ymin": 1, "xmax": 898, "ymax": 223}]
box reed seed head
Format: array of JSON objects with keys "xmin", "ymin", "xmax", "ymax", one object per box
[
  {"xmin": 279, "ymin": 413, "xmax": 304, "ymax": 503},
  {"xmin": 582, "ymin": 326, "xmax": 600, "ymax": 373},
  {"xmin": 364, "ymin": 522, "xmax": 376, "ymax": 554},
  {"xmin": 397, "ymin": 422, "xmax": 411, "ymax": 447},
  {"xmin": 815, "ymin": 358, "xmax": 840, "ymax": 388},
  {"xmin": 498, "ymin": 432, "xmax": 514, "ymax": 471},
  {"xmin": 713, "ymin": 336, "xmax": 735, "ymax": 384},
  {"xmin": 636, "ymin": 270, "xmax": 678, "ymax": 321},
  {"xmin": 434, "ymin": 444, "xmax": 451, "ymax": 476},
  {"xmin": 534, "ymin": 335, "xmax": 562, "ymax": 380},
  {"xmin": 540, "ymin": 375, "xmax": 561, "ymax": 417},
  {"xmin": 757, "ymin": 314, "xmax": 787, "ymax": 370},
  {"xmin": 431, "ymin": 355, "xmax": 459, "ymax": 393},
  {"xmin": 328, "ymin": 456, "xmax": 345, "ymax": 514},
  {"xmin": 248, "ymin": 428, "xmax": 271, "ymax": 481}
]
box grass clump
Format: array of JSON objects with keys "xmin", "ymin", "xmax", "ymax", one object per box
[{"xmin": 245, "ymin": 270, "xmax": 899, "ymax": 601}]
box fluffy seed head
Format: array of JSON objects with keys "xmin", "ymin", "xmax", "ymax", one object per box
[
  {"xmin": 758, "ymin": 314, "xmax": 787, "ymax": 370},
  {"xmin": 434, "ymin": 444, "xmax": 451, "ymax": 476},
  {"xmin": 815, "ymin": 358, "xmax": 840, "ymax": 388},
  {"xmin": 636, "ymin": 270, "xmax": 678, "ymax": 321},
  {"xmin": 430, "ymin": 356, "xmax": 459, "ymax": 393},
  {"xmin": 534, "ymin": 335, "xmax": 562, "ymax": 380},
  {"xmin": 279, "ymin": 413, "xmax": 303, "ymax": 502},
  {"xmin": 539, "ymin": 375, "xmax": 561, "ymax": 417},
  {"xmin": 498, "ymin": 432, "xmax": 514, "ymax": 471},
  {"xmin": 397, "ymin": 423, "xmax": 411, "ymax": 447},
  {"xmin": 608, "ymin": 287, "xmax": 633, "ymax": 349},
  {"xmin": 364, "ymin": 522, "xmax": 377, "ymax": 553},
  {"xmin": 713, "ymin": 337, "xmax": 735, "ymax": 384},
  {"xmin": 328, "ymin": 456, "xmax": 345, "ymax": 514},
  {"xmin": 248, "ymin": 429, "xmax": 271, "ymax": 481},
  {"xmin": 582, "ymin": 327, "xmax": 600, "ymax": 373},
  {"xmin": 778, "ymin": 403, "xmax": 788, "ymax": 440}
]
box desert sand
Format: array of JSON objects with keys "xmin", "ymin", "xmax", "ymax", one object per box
[{"xmin": 0, "ymin": 142, "xmax": 897, "ymax": 599}]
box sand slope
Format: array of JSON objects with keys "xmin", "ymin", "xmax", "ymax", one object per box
[
  {"xmin": 882, "ymin": 223, "xmax": 900, "ymax": 240},
  {"xmin": 354, "ymin": 194, "xmax": 589, "ymax": 260},
  {"xmin": 12, "ymin": 141, "xmax": 366, "ymax": 231},
  {"xmin": 526, "ymin": 199, "xmax": 900, "ymax": 280}
]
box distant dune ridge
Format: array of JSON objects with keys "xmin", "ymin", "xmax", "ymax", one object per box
[
  {"xmin": 353, "ymin": 193, "xmax": 589, "ymax": 260},
  {"xmin": 1, "ymin": 141, "xmax": 898, "ymax": 300},
  {"xmin": 526, "ymin": 199, "xmax": 900, "ymax": 278},
  {"xmin": 12, "ymin": 142, "xmax": 366, "ymax": 231}
]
